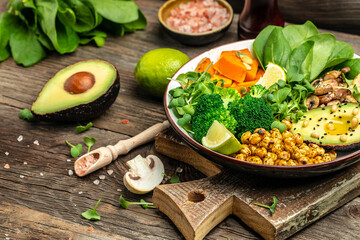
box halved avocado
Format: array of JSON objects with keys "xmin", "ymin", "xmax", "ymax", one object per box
[
  {"xmin": 291, "ymin": 103, "xmax": 360, "ymax": 151},
  {"xmin": 31, "ymin": 60, "xmax": 120, "ymax": 122}
]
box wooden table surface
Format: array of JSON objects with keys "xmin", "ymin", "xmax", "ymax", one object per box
[{"xmin": 0, "ymin": 1, "xmax": 359, "ymax": 239}]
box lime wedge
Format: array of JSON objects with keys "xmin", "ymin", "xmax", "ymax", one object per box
[
  {"xmin": 202, "ymin": 120, "xmax": 241, "ymax": 155},
  {"xmin": 257, "ymin": 62, "xmax": 286, "ymax": 89}
]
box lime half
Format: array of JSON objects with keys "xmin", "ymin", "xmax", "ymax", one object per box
[
  {"xmin": 202, "ymin": 120, "xmax": 242, "ymax": 155},
  {"xmin": 257, "ymin": 62, "xmax": 286, "ymax": 89}
]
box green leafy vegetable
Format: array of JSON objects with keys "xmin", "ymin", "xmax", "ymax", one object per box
[
  {"xmin": 65, "ymin": 140, "xmax": 83, "ymax": 157},
  {"xmin": 1, "ymin": 0, "xmax": 146, "ymax": 66},
  {"xmin": 163, "ymin": 173, "xmax": 181, "ymax": 184},
  {"xmin": 252, "ymin": 196, "xmax": 278, "ymax": 215},
  {"xmin": 76, "ymin": 122, "xmax": 93, "ymax": 133},
  {"xmin": 19, "ymin": 109, "xmax": 37, "ymax": 121},
  {"xmin": 119, "ymin": 195, "xmax": 155, "ymax": 209},
  {"xmin": 82, "ymin": 198, "xmax": 101, "ymax": 220},
  {"xmin": 271, "ymin": 121, "xmax": 287, "ymax": 133},
  {"xmin": 84, "ymin": 136, "xmax": 96, "ymax": 153}
]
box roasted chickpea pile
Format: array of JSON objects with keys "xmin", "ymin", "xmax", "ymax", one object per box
[{"xmin": 232, "ymin": 122, "xmax": 337, "ymax": 166}]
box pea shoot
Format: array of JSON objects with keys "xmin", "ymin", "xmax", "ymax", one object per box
[
  {"xmin": 19, "ymin": 109, "xmax": 36, "ymax": 122},
  {"xmin": 119, "ymin": 196, "xmax": 155, "ymax": 209},
  {"xmin": 76, "ymin": 122, "xmax": 93, "ymax": 133},
  {"xmin": 163, "ymin": 172, "xmax": 181, "ymax": 184},
  {"xmin": 82, "ymin": 198, "xmax": 102, "ymax": 220},
  {"xmin": 84, "ymin": 137, "xmax": 96, "ymax": 153},
  {"xmin": 65, "ymin": 140, "xmax": 83, "ymax": 158},
  {"xmin": 252, "ymin": 196, "xmax": 278, "ymax": 215}
]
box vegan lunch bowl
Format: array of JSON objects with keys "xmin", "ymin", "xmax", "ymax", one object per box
[{"xmin": 164, "ymin": 22, "xmax": 360, "ymax": 177}]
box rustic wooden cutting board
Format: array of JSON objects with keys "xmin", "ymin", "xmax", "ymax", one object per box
[{"xmin": 153, "ymin": 129, "xmax": 360, "ymax": 240}]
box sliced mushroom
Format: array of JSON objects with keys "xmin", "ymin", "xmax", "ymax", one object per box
[
  {"xmin": 123, "ymin": 155, "xmax": 164, "ymax": 194},
  {"xmin": 306, "ymin": 95, "xmax": 319, "ymax": 110},
  {"xmin": 324, "ymin": 70, "xmax": 342, "ymax": 80},
  {"xmin": 343, "ymin": 94, "xmax": 358, "ymax": 103},
  {"xmin": 318, "ymin": 88, "xmax": 350, "ymax": 104},
  {"xmin": 313, "ymin": 79, "xmax": 338, "ymax": 95},
  {"xmin": 341, "ymin": 67, "xmax": 351, "ymax": 74}
]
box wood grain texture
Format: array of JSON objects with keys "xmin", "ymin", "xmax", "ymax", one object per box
[
  {"xmin": 0, "ymin": 0, "xmax": 359, "ymax": 239},
  {"xmin": 154, "ymin": 130, "xmax": 360, "ymax": 240}
]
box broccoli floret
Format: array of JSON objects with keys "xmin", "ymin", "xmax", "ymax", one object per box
[
  {"xmin": 228, "ymin": 95, "xmax": 274, "ymax": 138},
  {"xmin": 192, "ymin": 94, "xmax": 237, "ymax": 142},
  {"xmin": 213, "ymin": 86, "xmax": 241, "ymax": 107},
  {"xmin": 248, "ymin": 85, "xmax": 268, "ymax": 98}
]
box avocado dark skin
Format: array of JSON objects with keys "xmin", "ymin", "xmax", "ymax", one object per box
[
  {"xmin": 34, "ymin": 72, "xmax": 120, "ymax": 122},
  {"xmin": 31, "ymin": 60, "xmax": 120, "ymax": 122}
]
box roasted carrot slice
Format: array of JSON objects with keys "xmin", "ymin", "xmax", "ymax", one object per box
[
  {"xmin": 195, "ymin": 57, "xmax": 215, "ymax": 76},
  {"xmin": 213, "ymin": 55, "xmax": 246, "ymax": 83},
  {"xmin": 238, "ymin": 49, "xmax": 259, "ymax": 82}
]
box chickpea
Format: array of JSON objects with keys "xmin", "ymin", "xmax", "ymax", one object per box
[
  {"xmin": 313, "ymin": 156, "xmax": 323, "ymax": 164},
  {"xmin": 308, "ymin": 148, "xmax": 318, "ymax": 158},
  {"xmin": 284, "ymin": 144, "xmax": 296, "ymax": 153},
  {"xmin": 328, "ymin": 150, "xmax": 337, "ymax": 160},
  {"xmin": 287, "ymin": 160, "xmax": 298, "ymax": 166},
  {"xmin": 282, "ymin": 130, "xmax": 293, "ymax": 139},
  {"xmin": 246, "ymin": 156, "xmax": 263, "ymax": 164},
  {"xmin": 275, "ymin": 160, "xmax": 288, "ymax": 166},
  {"xmin": 249, "ymin": 133, "xmax": 262, "ymax": 145},
  {"xmin": 240, "ymin": 144, "xmax": 251, "ymax": 156},
  {"xmin": 270, "ymin": 128, "xmax": 282, "ymax": 139},
  {"xmin": 271, "ymin": 144, "xmax": 283, "ymax": 154},
  {"xmin": 298, "ymin": 156, "xmax": 311, "ymax": 165},
  {"xmin": 281, "ymin": 119, "xmax": 292, "ymax": 130},
  {"xmin": 294, "ymin": 133, "xmax": 303, "ymax": 146},
  {"xmin": 284, "ymin": 137, "xmax": 296, "ymax": 148},
  {"xmin": 241, "ymin": 131, "xmax": 252, "ymax": 144},
  {"xmin": 235, "ymin": 153, "xmax": 247, "ymax": 161},
  {"xmin": 323, "ymin": 153, "xmax": 332, "ymax": 162},
  {"xmin": 293, "ymin": 148, "xmax": 307, "ymax": 160},
  {"xmin": 254, "ymin": 147, "xmax": 267, "ymax": 159},
  {"xmin": 254, "ymin": 128, "xmax": 267, "ymax": 138},
  {"xmin": 263, "ymin": 158, "xmax": 275, "ymax": 165},
  {"xmin": 249, "ymin": 145, "xmax": 258, "ymax": 155},
  {"xmin": 258, "ymin": 136, "xmax": 274, "ymax": 149},
  {"xmin": 278, "ymin": 151, "xmax": 291, "ymax": 160},
  {"xmin": 316, "ymin": 147, "xmax": 325, "ymax": 156}
]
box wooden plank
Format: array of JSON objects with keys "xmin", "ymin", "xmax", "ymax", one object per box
[{"xmin": 154, "ymin": 129, "xmax": 360, "ymax": 240}]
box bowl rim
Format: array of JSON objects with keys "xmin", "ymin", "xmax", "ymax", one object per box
[
  {"xmin": 163, "ymin": 39, "xmax": 360, "ymax": 172},
  {"xmin": 158, "ymin": 0, "xmax": 234, "ymax": 37}
]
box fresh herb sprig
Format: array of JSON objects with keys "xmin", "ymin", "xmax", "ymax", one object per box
[
  {"xmin": 84, "ymin": 137, "xmax": 96, "ymax": 153},
  {"xmin": 19, "ymin": 109, "xmax": 37, "ymax": 122},
  {"xmin": 163, "ymin": 173, "xmax": 181, "ymax": 184},
  {"xmin": 82, "ymin": 198, "xmax": 102, "ymax": 220},
  {"xmin": 76, "ymin": 122, "xmax": 93, "ymax": 133},
  {"xmin": 252, "ymin": 196, "xmax": 278, "ymax": 215},
  {"xmin": 65, "ymin": 140, "xmax": 83, "ymax": 158},
  {"xmin": 119, "ymin": 196, "xmax": 155, "ymax": 209}
]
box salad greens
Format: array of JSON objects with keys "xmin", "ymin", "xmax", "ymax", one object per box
[
  {"xmin": 0, "ymin": 0, "xmax": 146, "ymax": 66},
  {"xmin": 252, "ymin": 196, "xmax": 278, "ymax": 215},
  {"xmin": 19, "ymin": 109, "xmax": 36, "ymax": 122},
  {"xmin": 76, "ymin": 122, "xmax": 93, "ymax": 133},
  {"xmin": 65, "ymin": 140, "xmax": 83, "ymax": 157},
  {"xmin": 254, "ymin": 21, "xmax": 354, "ymax": 82},
  {"xmin": 119, "ymin": 195, "xmax": 155, "ymax": 209},
  {"xmin": 82, "ymin": 198, "xmax": 102, "ymax": 220},
  {"xmin": 84, "ymin": 136, "xmax": 96, "ymax": 153}
]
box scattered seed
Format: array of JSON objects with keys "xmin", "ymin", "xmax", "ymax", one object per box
[
  {"xmin": 313, "ymin": 127, "xmax": 316, "ymax": 130},
  {"xmin": 331, "ymin": 105, "xmax": 337, "ymax": 113},
  {"xmin": 350, "ymin": 134, "xmax": 353, "ymax": 136},
  {"xmin": 99, "ymin": 175, "xmax": 106, "ymax": 180},
  {"xmin": 5, "ymin": 152, "xmax": 9, "ymax": 156},
  {"xmin": 302, "ymin": 120, "xmax": 309, "ymax": 127},
  {"xmin": 351, "ymin": 117, "xmax": 359, "ymax": 128},
  {"xmin": 68, "ymin": 170, "xmax": 74, "ymax": 176},
  {"xmin": 322, "ymin": 107, "xmax": 325, "ymax": 110},
  {"xmin": 340, "ymin": 136, "xmax": 347, "ymax": 142},
  {"xmin": 4, "ymin": 164, "xmax": 10, "ymax": 169},
  {"xmin": 17, "ymin": 135, "xmax": 23, "ymax": 142},
  {"xmin": 19, "ymin": 175, "xmax": 24, "ymax": 179},
  {"xmin": 243, "ymin": 62, "xmax": 252, "ymax": 70},
  {"xmin": 324, "ymin": 133, "xmax": 328, "ymax": 135},
  {"xmin": 339, "ymin": 116, "xmax": 342, "ymax": 119},
  {"xmin": 311, "ymin": 132, "xmax": 320, "ymax": 138},
  {"xmin": 107, "ymin": 169, "xmax": 113, "ymax": 175},
  {"xmin": 353, "ymin": 108, "xmax": 359, "ymax": 116},
  {"xmin": 93, "ymin": 179, "xmax": 100, "ymax": 185},
  {"xmin": 33, "ymin": 140, "xmax": 39, "ymax": 145}
]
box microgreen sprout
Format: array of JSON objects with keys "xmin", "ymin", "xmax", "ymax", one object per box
[
  {"xmin": 84, "ymin": 137, "xmax": 96, "ymax": 153},
  {"xmin": 252, "ymin": 196, "xmax": 278, "ymax": 215},
  {"xmin": 119, "ymin": 196, "xmax": 155, "ymax": 209},
  {"xmin": 76, "ymin": 122, "xmax": 93, "ymax": 133},
  {"xmin": 82, "ymin": 198, "xmax": 102, "ymax": 220},
  {"xmin": 19, "ymin": 109, "xmax": 36, "ymax": 122},
  {"xmin": 65, "ymin": 140, "xmax": 83, "ymax": 158},
  {"xmin": 163, "ymin": 172, "xmax": 181, "ymax": 184}
]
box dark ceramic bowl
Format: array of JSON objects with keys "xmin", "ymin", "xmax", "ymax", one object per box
[
  {"xmin": 164, "ymin": 40, "xmax": 360, "ymax": 178},
  {"xmin": 158, "ymin": 0, "xmax": 234, "ymax": 46}
]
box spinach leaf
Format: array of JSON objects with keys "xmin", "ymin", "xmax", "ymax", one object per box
[
  {"xmin": 305, "ymin": 33, "xmax": 336, "ymax": 80},
  {"xmin": 253, "ymin": 25, "xmax": 277, "ymax": 70},
  {"xmin": 36, "ymin": 0, "xmax": 79, "ymax": 54},
  {"xmin": 88, "ymin": 0, "xmax": 139, "ymax": 23},
  {"xmin": 287, "ymin": 40, "xmax": 314, "ymax": 78},
  {"xmin": 0, "ymin": 12, "xmax": 17, "ymax": 61},
  {"xmin": 283, "ymin": 21, "xmax": 318, "ymax": 49},
  {"xmin": 333, "ymin": 58, "xmax": 360, "ymax": 79},
  {"xmin": 263, "ymin": 27, "xmax": 291, "ymax": 68},
  {"xmin": 79, "ymin": 29, "xmax": 106, "ymax": 47},
  {"xmin": 66, "ymin": 0, "xmax": 102, "ymax": 33},
  {"xmin": 9, "ymin": 17, "xmax": 46, "ymax": 66},
  {"xmin": 325, "ymin": 40, "xmax": 354, "ymax": 69},
  {"xmin": 123, "ymin": 9, "xmax": 147, "ymax": 32}
]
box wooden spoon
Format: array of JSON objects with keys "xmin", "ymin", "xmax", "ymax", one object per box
[{"xmin": 74, "ymin": 120, "xmax": 170, "ymax": 177}]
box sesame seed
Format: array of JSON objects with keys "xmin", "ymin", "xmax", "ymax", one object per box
[
  {"xmin": 317, "ymin": 124, "xmax": 320, "ymax": 127},
  {"xmin": 313, "ymin": 127, "xmax": 316, "ymax": 130},
  {"xmin": 310, "ymin": 118, "xmax": 312, "ymax": 120},
  {"xmin": 320, "ymin": 142, "xmax": 322, "ymax": 144},
  {"xmin": 321, "ymin": 136, "xmax": 324, "ymax": 139},
  {"xmin": 350, "ymin": 134, "xmax": 353, "ymax": 136},
  {"xmin": 325, "ymin": 118, "xmax": 328, "ymax": 120},
  {"xmin": 345, "ymin": 133, "xmax": 348, "ymax": 135},
  {"xmin": 322, "ymin": 107, "xmax": 325, "ymax": 110},
  {"xmin": 294, "ymin": 128, "xmax": 297, "ymax": 130},
  {"xmin": 347, "ymin": 120, "xmax": 350, "ymax": 123},
  {"xmin": 339, "ymin": 116, "xmax": 342, "ymax": 118},
  {"xmin": 324, "ymin": 133, "xmax": 328, "ymax": 135}
]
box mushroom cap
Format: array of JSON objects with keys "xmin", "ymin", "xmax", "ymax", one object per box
[{"xmin": 123, "ymin": 155, "xmax": 164, "ymax": 194}]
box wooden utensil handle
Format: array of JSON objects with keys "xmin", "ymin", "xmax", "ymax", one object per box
[{"xmin": 109, "ymin": 120, "xmax": 170, "ymax": 159}]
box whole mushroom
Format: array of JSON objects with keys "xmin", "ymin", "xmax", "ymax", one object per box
[{"xmin": 123, "ymin": 155, "xmax": 164, "ymax": 194}]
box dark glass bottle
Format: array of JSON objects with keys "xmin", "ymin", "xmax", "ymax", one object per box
[{"xmin": 238, "ymin": 0, "xmax": 284, "ymax": 39}]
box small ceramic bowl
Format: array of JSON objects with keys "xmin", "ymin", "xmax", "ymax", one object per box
[
  {"xmin": 164, "ymin": 40, "xmax": 360, "ymax": 178},
  {"xmin": 158, "ymin": 0, "xmax": 234, "ymax": 46}
]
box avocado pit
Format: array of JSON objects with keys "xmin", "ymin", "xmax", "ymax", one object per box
[{"xmin": 64, "ymin": 71, "xmax": 95, "ymax": 94}]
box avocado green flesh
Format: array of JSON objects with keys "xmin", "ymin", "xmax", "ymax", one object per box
[
  {"xmin": 31, "ymin": 60, "xmax": 116, "ymax": 114},
  {"xmin": 291, "ymin": 103, "xmax": 360, "ymax": 149}
]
